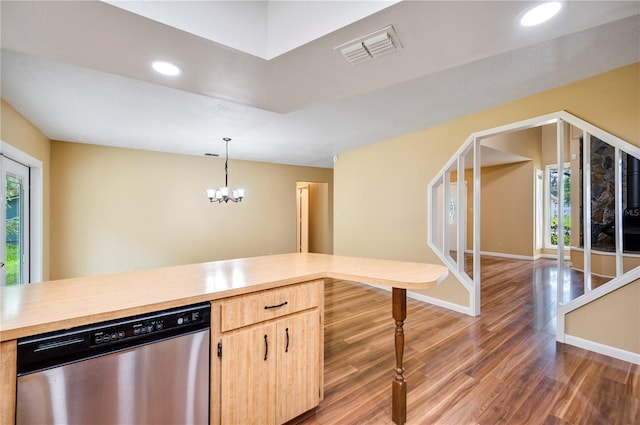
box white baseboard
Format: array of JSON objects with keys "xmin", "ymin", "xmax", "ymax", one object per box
[
  {"xmin": 408, "ymin": 290, "xmax": 473, "ymax": 315},
  {"xmin": 479, "ymin": 251, "xmax": 535, "ymax": 261},
  {"xmin": 367, "ymin": 284, "xmax": 473, "ymax": 316},
  {"xmin": 568, "ymin": 265, "xmax": 615, "ymax": 279},
  {"xmin": 477, "ymin": 251, "xmax": 570, "ymax": 261},
  {"xmin": 563, "ymin": 335, "xmax": 640, "ymax": 365}
]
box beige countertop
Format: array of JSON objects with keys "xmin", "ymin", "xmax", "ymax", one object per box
[{"xmin": 0, "ymin": 253, "xmax": 448, "ymax": 341}]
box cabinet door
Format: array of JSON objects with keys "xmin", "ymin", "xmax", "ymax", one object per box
[
  {"xmin": 276, "ymin": 309, "xmax": 321, "ymax": 424},
  {"xmin": 221, "ymin": 323, "xmax": 277, "ymax": 425}
]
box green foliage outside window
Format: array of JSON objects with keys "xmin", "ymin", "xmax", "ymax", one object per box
[
  {"xmin": 5, "ymin": 179, "xmax": 21, "ymax": 286},
  {"xmin": 550, "ymin": 216, "xmax": 571, "ymax": 246},
  {"xmin": 548, "ymin": 166, "xmax": 571, "ymax": 247},
  {"xmin": 5, "ymin": 241, "xmax": 18, "ymax": 285}
]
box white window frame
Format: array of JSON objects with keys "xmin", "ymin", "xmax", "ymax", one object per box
[
  {"xmin": 0, "ymin": 141, "xmax": 43, "ymax": 283},
  {"xmin": 2, "ymin": 157, "xmax": 30, "ymax": 284},
  {"xmin": 544, "ymin": 162, "xmax": 571, "ymax": 250},
  {"xmin": 535, "ymin": 169, "xmax": 543, "ymax": 251}
]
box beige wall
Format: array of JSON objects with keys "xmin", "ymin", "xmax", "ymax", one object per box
[
  {"xmin": 482, "ymin": 126, "xmax": 542, "ymax": 167},
  {"xmin": 479, "ymin": 127, "xmax": 542, "ymax": 257},
  {"xmin": 480, "ymin": 162, "xmax": 534, "ymax": 256},
  {"xmin": 0, "ymin": 100, "xmax": 52, "ymax": 280},
  {"xmin": 334, "ymin": 63, "xmax": 639, "ymax": 321},
  {"xmin": 565, "ymin": 280, "xmax": 640, "ymax": 354},
  {"xmin": 571, "ymin": 250, "xmax": 640, "ymax": 277},
  {"xmin": 308, "ymin": 182, "xmax": 332, "ymax": 254},
  {"xmin": 51, "ymin": 142, "xmax": 332, "ymax": 279}
]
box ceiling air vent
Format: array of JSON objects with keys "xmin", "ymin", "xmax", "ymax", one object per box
[
  {"xmin": 335, "ymin": 25, "xmax": 402, "ymax": 66},
  {"xmin": 340, "ymin": 42, "xmax": 371, "ymax": 65}
]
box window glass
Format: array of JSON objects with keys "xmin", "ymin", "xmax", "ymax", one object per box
[{"xmin": 547, "ymin": 164, "xmax": 571, "ymax": 247}]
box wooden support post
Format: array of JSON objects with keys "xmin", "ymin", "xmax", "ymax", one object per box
[{"xmin": 392, "ymin": 287, "xmax": 407, "ymax": 425}]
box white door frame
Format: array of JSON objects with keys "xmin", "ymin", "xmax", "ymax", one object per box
[
  {"xmin": 2, "ymin": 156, "xmax": 30, "ymax": 284},
  {"xmin": 296, "ymin": 184, "xmax": 309, "ymax": 253},
  {"xmin": 0, "ymin": 141, "xmax": 43, "ymax": 283}
]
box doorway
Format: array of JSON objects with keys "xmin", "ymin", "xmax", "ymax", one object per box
[
  {"xmin": 1, "ymin": 156, "xmax": 30, "ymax": 285},
  {"xmin": 296, "ymin": 182, "xmax": 330, "ymax": 254},
  {"xmin": 0, "ymin": 141, "xmax": 43, "ymax": 285},
  {"xmin": 297, "ymin": 184, "xmax": 309, "ymax": 253}
]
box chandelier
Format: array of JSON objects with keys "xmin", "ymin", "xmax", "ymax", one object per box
[{"xmin": 206, "ymin": 138, "xmax": 245, "ymax": 203}]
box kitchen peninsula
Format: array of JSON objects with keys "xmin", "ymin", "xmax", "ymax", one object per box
[{"xmin": 1, "ymin": 253, "xmax": 448, "ymax": 425}]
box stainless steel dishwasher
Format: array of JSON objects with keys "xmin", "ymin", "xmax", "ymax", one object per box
[{"xmin": 16, "ymin": 302, "xmax": 211, "ymax": 425}]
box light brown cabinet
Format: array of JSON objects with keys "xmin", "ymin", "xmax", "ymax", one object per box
[
  {"xmin": 213, "ymin": 280, "xmax": 324, "ymax": 425},
  {"xmin": 275, "ymin": 310, "xmax": 320, "ymax": 423}
]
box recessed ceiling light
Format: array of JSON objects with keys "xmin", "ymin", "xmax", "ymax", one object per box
[
  {"xmin": 151, "ymin": 60, "xmax": 181, "ymax": 76},
  {"xmin": 520, "ymin": 2, "xmax": 562, "ymax": 27}
]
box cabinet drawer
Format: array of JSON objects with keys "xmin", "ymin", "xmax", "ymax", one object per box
[{"xmin": 220, "ymin": 281, "xmax": 321, "ymax": 332}]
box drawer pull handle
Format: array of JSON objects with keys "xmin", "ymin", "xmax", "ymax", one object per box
[
  {"xmin": 264, "ymin": 301, "xmax": 288, "ymax": 310},
  {"xmin": 264, "ymin": 334, "xmax": 269, "ymax": 361},
  {"xmin": 285, "ymin": 327, "xmax": 290, "ymax": 353}
]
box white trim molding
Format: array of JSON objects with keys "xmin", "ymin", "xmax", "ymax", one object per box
[
  {"xmin": 563, "ymin": 336, "xmax": 640, "ymax": 365},
  {"xmin": 479, "ymin": 251, "xmax": 535, "ymax": 261},
  {"xmin": 367, "ymin": 283, "xmax": 473, "ymax": 316},
  {"xmin": 407, "ymin": 290, "xmax": 473, "ymax": 316},
  {"xmin": 559, "ymin": 266, "xmax": 640, "ymax": 315}
]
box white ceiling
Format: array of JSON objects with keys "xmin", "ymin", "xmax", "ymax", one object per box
[
  {"xmin": 1, "ymin": 1, "xmax": 639, "ymax": 168},
  {"xmin": 104, "ymin": 0, "xmax": 400, "ymax": 59}
]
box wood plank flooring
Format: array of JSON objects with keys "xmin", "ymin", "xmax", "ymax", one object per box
[{"xmin": 291, "ymin": 257, "xmax": 640, "ymax": 425}]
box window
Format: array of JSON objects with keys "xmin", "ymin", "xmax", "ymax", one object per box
[
  {"xmin": 1, "ymin": 141, "xmax": 43, "ymax": 285},
  {"xmin": 2, "ymin": 156, "xmax": 30, "ymax": 285},
  {"xmin": 545, "ymin": 163, "xmax": 571, "ymax": 248},
  {"xmin": 535, "ymin": 169, "xmax": 543, "ymax": 250}
]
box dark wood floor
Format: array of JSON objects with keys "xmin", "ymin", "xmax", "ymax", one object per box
[{"xmin": 292, "ymin": 257, "xmax": 640, "ymax": 425}]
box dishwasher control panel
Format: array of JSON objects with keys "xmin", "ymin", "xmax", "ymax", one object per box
[
  {"xmin": 90, "ymin": 308, "xmax": 206, "ymax": 347},
  {"xmin": 17, "ymin": 303, "xmax": 210, "ymax": 375}
]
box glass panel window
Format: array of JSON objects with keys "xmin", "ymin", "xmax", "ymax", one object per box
[
  {"xmin": 6, "ymin": 174, "xmax": 23, "ymax": 285},
  {"xmin": 2, "ymin": 156, "xmax": 30, "ymax": 286},
  {"xmin": 546, "ymin": 164, "xmax": 571, "ymax": 248}
]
